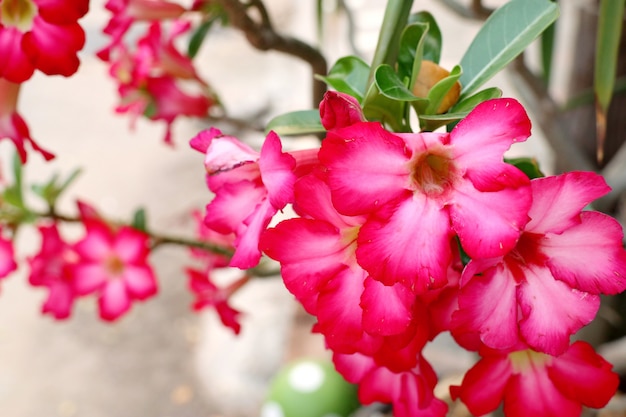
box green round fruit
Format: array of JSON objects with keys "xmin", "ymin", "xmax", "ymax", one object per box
[{"xmin": 261, "ymin": 358, "xmax": 361, "ymax": 417}]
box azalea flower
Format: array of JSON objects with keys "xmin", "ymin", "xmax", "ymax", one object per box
[
  {"xmin": 0, "ymin": 0, "xmax": 88, "ymax": 82},
  {"xmin": 0, "ymin": 79, "xmax": 54, "ymax": 162},
  {"xmin": 190, "ymin": 127, "xmax": 296, "ymax": 269},
  {"xmin": 318, "ymin": 98, "xmax": 532, "ymax": 293},
  {"xmin": 186, "ymin": 267, "xmax": 246, "ymax": 334},
  {"xmin": 71, "ymin": 202, "xmax": 158, "ymax": 321},
  {"xmin": 27, "ymin": 222, "xmax": 77, "ymax": 319},
  {"xmin": 451, "ymin": 341, "xmax": 619, "ymax": 417},
  {"xmin": 452, "ymin": 172, "xmax": 626, "ymax": 355}
]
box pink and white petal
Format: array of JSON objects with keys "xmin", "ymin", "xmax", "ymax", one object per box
[
  {"xmin": 199, "ymin": 131, "xmax": 258, "ymax": 173},
  {"xmin": 229, "ymin": 199, "xmax": 275, "ymax": 269},
  {"xmin": 260, "ymin": 218, "xmax": 348, "ymax": 314},
  {"xmin": 319, "ymin": 122, "xmax": 411, "ymax": 216},
  {"xmin": 357, "ymin": 196, "xmax": 453, "ymax": 293},
  {"xmin": 204, "ymin": 180, "xmax": 266, "ymax": 234},
  {"xmin": 518, "ymin": 265, "xmax": 600, "ymax": 356},
  {"xmin": 542, "ymin": 211, "xmax": 626, "ymax": 294},
  {"xmin": 548, "ymin": 341, "xmax": 619, "ymax": 408},
  {"xmin": 453, "ymin": 355, "xmax": 511, "ymax": 416},
  {"xmin": 504, "ymin": 361, "xmax": 581, "ymax": 417},
  {"xmin": 113, "ymin": 227, "xmax": 149, "ymax": 263},
  {"xmin": 74, "ymin": 225, "xmax": 113, "ymax": 261},
  {"xmin": 189, "ymin": 127, "xmax": 220, "ymax": 154},
  {"xmin": 72, "ymin": 263, "xmax": 108, "ymax": 295},
  {"xmin": 259, "ymin": 131, "xmax": 296, "ymax": 209},
  {"xmin": 360, "ymin": 277, "xmax": 414, "ymax": 336},
  {"xmin": 99, "ymin": 279, "xmax": 132, "ymax": 321},
  {"xmin": 450, "ymin": 98, "xmax": 531, "ymax": 175},
  {"xmin": 123, "ymin": 266, "xmax": 157, "ymax": 299},
  {"xmin": 465, "ymin": 160, "xmax": 530, "ymax": 193},
  {"xmin": 42, "ymin": 282, "xmax": 74, "ymax": 319},
  {"xmin": 526, "ymin": 172, "xmax": 611, "ymax": 234},
  {"xmin": 450, "ymin": 179, "xmax": 530, "ymax": 258},
  {"xmin": 452, "ymin": 263, "xmax": 519, "ymax": 351}
]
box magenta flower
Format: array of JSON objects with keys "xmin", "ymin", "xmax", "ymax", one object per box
[
  {"xmin": 319, "ymin": 91, "xmax": 365, "ymax": 130},
  {"xmin": 451, "ymin": 341, "xmax": 619, "ymax": 417},
  {"xmin": 318, "ymin": 98, "xmax": 532, "ymax": 293},
  {"xmin": 72, "ymin": 202, "xmax": 158, "ymax": 321},
  {"xmin": 27, "ymin": 222, "xmax": 77, "ymax": 319},
  {"xmin": 186, "ymin": 267, "xmax": 246, "ymax": 334},
  {"xmin": 0, "ymin": 0, "xmax": 88, "ymax": 82},
  {"xmin": 0, "ymin": 226, "xmax": 17, "ymax": 280},
  {"xmin": 191, "ymin": 127, "xmax": 296, "ymax": 269},
  {"xmin": 0, "ymin": 79, "xmax": 54, "ymax": 162},
  {"xmin": 452, "ymin": 172, "xmax": 626, "ymax": 355}
]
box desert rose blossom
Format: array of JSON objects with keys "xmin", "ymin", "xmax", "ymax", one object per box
[
  {"xmin": 318, "ymin": 97, "xmax": 532, "ymax": 294},
  {"xmin": 27, "ymin": 222, "xmax": 77, "ymax": 319},
  {"xmin": 451, "ymin": 341, "xmax": 619, "ymax": 417},
  {"xmin": 0, "ymin": 0, "xmax": 88, "ymax": 82},
  {"xmin": 452, "ymin": 172, "xmax": 626, "ymax": 356},
  {"xmin": 0, "ymin": 225, "xmax": 17, "ymax": 280},
  {"xmin": 71, "ymin": 202, "xmax": 157, "ymax": 321},
  {"xmin": 190, "ymin": 127, "xmax": 296, "ymax": 269},
  {"xmin": 0, "ymin": 79, "xmax": 54, "ymax": 162}
]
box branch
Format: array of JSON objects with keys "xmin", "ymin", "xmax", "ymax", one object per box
[
  {"xmin": 439, "ymin": 0, "xmax": 493, "ymax": 20},
  {"xmin": 216, "ymin": 0, "xmax": 328, "ymax": 108}
]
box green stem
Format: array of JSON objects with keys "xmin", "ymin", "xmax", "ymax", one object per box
[{"xmin": 367, "ymin": 0, "xmax": 414, "ymax": 88}]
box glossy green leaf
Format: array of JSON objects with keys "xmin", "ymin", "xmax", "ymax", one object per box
[
  {"xmin": 317, "ymin": 56, "xmax": 370, "ymax": 102},
  {"xmin": 265, "ymin": 110, "xmax": 325, "ymax": 136},
  {"xmin": 595, "ymin": 0, "xmax": 625, "ymax": 114},
  {"xmin": 132, "ymin": 208, "xmax": 147, "ymax": 232},
  {"xmin": 451, "ymin": 86, "xmax": 503, "ymax": 113},
  {"xmin": 188, "ymin": 19, "xmax": 214, "ymax": 58},
  {"xmin": 459, "ymin": 0, "xmax": 559, "ymax": 99},
  {"xmin": 425, "ymin": 65, "xmax": 462, "ymax": 115},
  {"xmin": 506, "ymin": 157, "xmax": 545, "ymax": 179},
  {"xmin": 408, "ymin": 11, "xmax": 442, "ymax": 64},
  {"xmin": 419, "ymin": 111, "xmax": 469, "ymax": 132},
  {"xmin": 375, "ymin": 64, "xmax": 423, "ymax": 102},
  {"xmin": 397, "ymin": 22, "xmax": 428, "ymax": 85},
  {"xmin": 362, "ymin": 83, "xmax": 409, "ymax": 132}
]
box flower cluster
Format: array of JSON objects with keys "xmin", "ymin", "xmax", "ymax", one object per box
[
  {"xmin": 192, "ymin": 91, "xmax": 626, "ymax": 417},
  {"xmin": 27, "ymin": 201, "xmax": 157, "ymax": 321},
  {"xmin": 98, "ymin": 0, "xmax": 217, "ymax": 144}
]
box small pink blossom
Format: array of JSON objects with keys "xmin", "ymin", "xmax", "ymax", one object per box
[
  {"xmin": 72, "ymin": 202, "xmax": 158, "ymax": 321},
  {"xmin": 191, "ymin": 127, "xmax": 296, "ymax": 269},
  {"xmin": 27, "ymin": 222, "xmax": 77, "ymax": 319},
  {"xmin": 452, "ymin": 172, "xmax": 626, "ymax": 355},
  {"xmin": 451, "ymin": 341, "xmax": 619, "ymax": 417},
  {"xmin": 319, "ymin": 91, "xmax": 365, "ymax": 130},
  {"xmin": 0, "ymin": 226, "xmax": 17, "ymax": 281},
  {"xmin": 318, "ymin": 97, "xmax": 532, "ymax": 293}
]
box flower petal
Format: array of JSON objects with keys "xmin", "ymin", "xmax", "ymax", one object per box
[
  {"xmin": 99, "ymin": 279, "xmax": 131, "ymax": 321},
  {"xmin": 360, "ymin": 277, "xmax": 414, "ymax": 336},
  {"xmin": 259, "ymin": 131, "xmax": 296, "ymax": 209},
  {"xmin": 123, "ymin": 265, "xmax": 157, "ymax": 299},
  {"xmin": 453, "ymin": 354, "xmax": 511, "ymax": 416}
]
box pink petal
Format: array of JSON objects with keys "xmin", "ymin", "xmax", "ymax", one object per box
[
  {"xmin": 357, "ymin": 196, "xmax": 452, "ymax": 293},
  {"xmin": 122, "ymin": 265, "xmax": 157, "ymax": 299},
  {"xmin": 99, "ymin": 279, "xmax": 132, "ymax": 321},
  {"xmin": 0, "ymin": 237, "xmax": 17, "ymax": 278},
  {"xmin": 452, "ymin": 262, "xmax": 519, "ymax": 351},
  {"xmin": 72, "ymin": 263, "xmax": 107, "ymax": 294},
  {"xmin": 0, "ymin": 28, "xmax": 35, "ymax": 82},
  {"xmin": 215, "ymin": 302, "xmax": 242, "ymax": 334},
  {"xmin": 113, "ymin": 227, "xmax": 149, "ymax": 263},
  {"xmin": 259, "ymin": 131, "xmax": 296, "ymax": 209},
  {"xmin": 41, "ymin": 281, "xmax": 74, "ymax": 319},
  {"xmin": 526, "ymin": 172, "xmax": 611, "ymax": 234},
  {"xmin": 189, "ymin": 126, "xmax": 220, "ymax": 153},
  {"xmin": 25, "ymin": 17, "xmax": 85, "ymax": 77},
  {"xmin": 450, "ymin": 98, "xmax": 531, "ymax": 189},
  {"xmin": 542, "ymin": 211, "xmax": 626, "ymax": 294},
  {"xmin": 196, "ymin": 129, "xmax": 258, "ymax": 174},
  {"xmin": 449, "ymin": 179, "xmax": 530, "ymax": 258},
  {"xmin": 319, "ymin": 122, "xmax": 411, "ymax": 216},
  {"xmin": 74, "ymin": 225, "xmax": 113, "ymax": 261},
  {"xmin": 360, "ymin": 277, "xmax": 414, "ymax": 336},
  {"xmin": 260, "ymin": 218, "xmax": 349, "ymax": 314},
  {"xmin": 319, "ymin": 91, "xmax": 365, "ymax": 130},
  {"xmin": 453, "ymin": 355, "xmax": 511, "ymax": 416},
  {"xmin": 548, "ymin": 341, "xmax": 619, "ymax": 408},
  {"xmin": 229, "ymin": 199, "xmax": 275, "ymax": 269},
  {"xmin": 518, "ymin": 264, "xmax": 600, "ymax": 356},
  {"xmin": 332, "ymin": 351, "xmax": 376, "ymax": 384},
  {"xmin": 204, "ymin": 180, "xmax": 266, "ymax": 234}
]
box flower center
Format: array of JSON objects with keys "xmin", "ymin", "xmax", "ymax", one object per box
[
  {"xmin": 410, "ymin": 151, "xmax": 454, "ymax": 196},
  {"xmin": 1, "ymin": 0, "xmax": 38, "ymax": 31},
  {"xmin": 105, "ymin": 254, "xmax": 125, "ymax": 276},
  {"xmin": 508, "ymin": 349, "xmax": 552, "ymax": 374}
]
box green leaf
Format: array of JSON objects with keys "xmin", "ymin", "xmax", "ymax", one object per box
[
  {"xmin": 265, "ymin": 110, "xmax": 325, "ymax": 136},
  {"xmin": 375, "ymin": 64, "xmax": 424, "ymax": 102},
  {"xmin": 425, "ymin": 65, "xmax": 462, "ymax": 115},
  {"xmin": 397, "ymin": 22, "xmax": 428, "ymax": 85},
  {"xmin": 132, "ymin": 208, "xmax": 147, "ymax": 232},
  {"xmin": 317, "ymin": 56, "xmax": 370, "ymax": 102},
  {"xmin": 408, "ymin": 11, "xmax": 442, "ymax": 64},
  {"xmin": 540, "ymin": 20, "xmax": 556, "ymax": 84},
  {"xmin": 5, "ymin": 152, "xmax": 24, "ymax": 208},
  {"xmin": 458, "ymin": 0, "xmax": 559, "ymax": 99},
  {"xmin": 595, "ymin": 0, "xmax": 625, "ymax": 114},
  {"xmin": 506, "ymin": 157, "xmax": 545, "ymax": 179},
  {"xmin": 450, "ymin": 86, "xmax": 503, "ymax": 113},
  {"xmin": 188, "ymin": 18, "xmax": 215, "ymax": 59},
  {"xmin": 418, "ymin": 111, "xmax": 469, "ymax": 132},
  {"xmin": 362, "ymin": 82, "xmax": 409, "ymax": 132}
]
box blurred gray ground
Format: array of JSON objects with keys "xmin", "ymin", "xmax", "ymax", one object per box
[{"xmin": 0, "ymin": 1, "xmax": 555, "ymax": 416}]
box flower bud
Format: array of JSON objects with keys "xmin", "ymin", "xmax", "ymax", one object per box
[{"xmin": 412, "ymin": 60, "xmax": 461, "ymax": 114}]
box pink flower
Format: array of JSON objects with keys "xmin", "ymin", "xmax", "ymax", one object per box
[
  {"xmin": 0, "ymin": 0, "xmax": 88, "ymax": 82},
  {"xmin": 318, "ymin": 97, "xmax": 532, "ymax": 293},
  {"xmin": 27, "ymin": 222, "xmax": 77, "ymax": 319},
  {"xmin": 0, "ymin": 79, "xmax": 54, "ymax": 162},
  {"xmin": 319, "ymin": 91, "xmax": 365, "ymax": 130},
  {"xmin": 451, "ymin": 341, "xmax": 619, "ymax": 417},
  {"xmin": 191, "ymin": 127, "xmax": 296, "ymax": 269},
  {"xmin": 0, "ymin": 226, "xmax": 17, "ymax": 280},
  {"xmin": 452, "ymin": 172, "xmax": 626, "ymax": 355},
  {"xmin": 186, "ymin": 267, "xmax": 246, "ymax": 334},
  {"xmin": 72, "ymin": 202, "xmax": 158, "ymax": 321}
]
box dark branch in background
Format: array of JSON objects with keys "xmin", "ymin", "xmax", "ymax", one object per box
[
  {"xmin": 439, "ymin": 0, "xmax": 493, "ymax": 20},
  {"xmin": 215, "ymin": 0, "xmax": 328, "ymax": 108}
]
